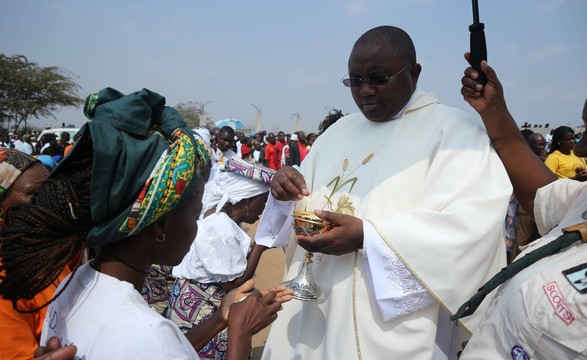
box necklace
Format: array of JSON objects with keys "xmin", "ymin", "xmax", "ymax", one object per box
[{"xmin": 100, "ymin": 247, "xmax": 148, "ymax": 276}]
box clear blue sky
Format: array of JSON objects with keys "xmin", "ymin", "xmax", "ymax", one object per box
[{"xmin": 2, "ymin": 0, "xmax": 586, "ymax": 134}]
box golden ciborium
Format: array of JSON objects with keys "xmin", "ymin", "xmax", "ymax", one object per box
[{"xmin": 281, "ymin": 210, "xmax": 332, "ymax": 301}]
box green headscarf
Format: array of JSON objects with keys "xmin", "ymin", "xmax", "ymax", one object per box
[{"xmin": 56, "ymin": 88, "xmax": 210, "ymax": 247}]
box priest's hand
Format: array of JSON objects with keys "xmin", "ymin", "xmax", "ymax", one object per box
[
  {"xmin": 270, "ymin": 166, "xmax": 310, "ymax": 201},
  {"xmin": 296, "ymin": 210, "xmax": 363, "ymax": 255}
]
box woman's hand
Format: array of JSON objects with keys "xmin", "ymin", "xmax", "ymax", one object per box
[
  {"xmin": 220, "ymin": 279, "xmax": 257, "ymax": 321},
  {"xmin": 573, "ymin": 167, "xmax": 587, "ymax": 181},
  {"xmin": 34, "ymin": 337, "xmax": 77, "ymax": 360},
  {"xmin": 227, "ymin": 287, "xmax": 288, "ymax": 336},
  {"xmin": 223, "ymin": 286, "xmax": 292, "ymax": 360},
  {"xmin": 220, "ymin": 280, "xmax": 293, "ymax": 322},
  {"xmin": 260, "ymin": 285, "xmax": 293, "ymax": 305}
]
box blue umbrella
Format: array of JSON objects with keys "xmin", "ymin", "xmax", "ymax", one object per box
[{"xmin": 215, "ymin": 118, "xmax": 247, "ymax": 130}]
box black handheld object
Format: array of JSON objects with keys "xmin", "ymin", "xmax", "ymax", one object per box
[{"xmin": 469, "ymin": 0, "xmax": 487, "ymax": 85}]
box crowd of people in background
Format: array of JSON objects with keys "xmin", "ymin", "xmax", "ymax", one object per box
[
  {"xmin": 505, "ymin": 125, "xmax": 587, "ymax": 262},
  {"xmin": 205, "ymin": 127, "xmax": 318, "ymax": 171},
  {"xmin": 0, "ymin": 129, "xmax": 79, "ymax": 171}
]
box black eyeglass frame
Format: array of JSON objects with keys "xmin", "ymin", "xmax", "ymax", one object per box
[{"xmin": 341, "ymin": 64, "xmax": 411, "ymax": 88}]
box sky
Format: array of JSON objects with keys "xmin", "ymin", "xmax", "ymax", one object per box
[{"xmin": 2, "ymin": 0, "xmax": 586, "ymax": 134}]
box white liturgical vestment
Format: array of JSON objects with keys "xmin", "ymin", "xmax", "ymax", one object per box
[{"xmin": 257, "ymin": 88, "xmax": 512, "ymax": 360}]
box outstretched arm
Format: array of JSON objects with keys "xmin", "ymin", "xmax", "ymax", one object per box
[
  {"xmin": 220, "ymin": 243, "xmax": 268, "ymax": 293},
  {"xmin": 461, "ymin": 54, "xmax": 557, "ymax": 214},
  {"xmin": 184, "ymin": 280, "xmax": 292, "ymax": 356}
]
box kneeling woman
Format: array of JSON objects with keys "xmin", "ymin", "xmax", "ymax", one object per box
[
  {"xmin": 0, "ymin": 88, "xmax": 291, "ymax": 360},
  {"xmin": 169, "ymin": 159, "xmax": 274, "ymax": 359}
]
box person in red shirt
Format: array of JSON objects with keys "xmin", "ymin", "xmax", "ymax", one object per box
[
  {"xmin": 274, "ymin": 131, "xmax": 286, "ymax": 170},
  {"xmin": 264, "ymin": 133, "xmax": 278, "ymax": 170},
  {"xmin": 296, "ymin": 131, "xmax": 310, "ymax": 163},
  {"xmin": 241, "ymin": 137, "xmax": 253, "ymax": 162}
]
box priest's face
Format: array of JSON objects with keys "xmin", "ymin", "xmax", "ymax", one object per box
[{"xmin": 348, "ymin": 44, "xmax": 420, "ymax": 122}]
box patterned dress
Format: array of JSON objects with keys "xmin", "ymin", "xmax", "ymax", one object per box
[
  {"xmin": 167, "ymin": 279, "xmax": 232, "ymax": 359},
  {"xmin": 141, "ymin": 264, "xmax": 176, "ymax": 317}
]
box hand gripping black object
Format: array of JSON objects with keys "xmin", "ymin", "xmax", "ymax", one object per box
[{"xmin": 469, "ymin": 0, "xmax": 487, "ymax": 85}]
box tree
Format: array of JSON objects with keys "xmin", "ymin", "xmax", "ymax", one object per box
[
  {"xmin": 0, "ymin": 54, "xmax": 83, "ymax": 132},
  {"xmin": 174, "ymin": 101, "xmax": 212, "ymax": 128},
  {"xmin": 318, "ymin": 108, "xmax": 346, "ymax": 135}
]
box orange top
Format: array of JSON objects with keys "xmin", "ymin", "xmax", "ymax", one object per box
[
  {"xmin": 0, "ymin": 266, "xmax": 71, "ymax": 360},
  {"xmin": 64, "ymin": 144, "xmax": 74, "ymax": 156}
]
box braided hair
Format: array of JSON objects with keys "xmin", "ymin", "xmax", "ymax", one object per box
[{"xmin": 0, "ymin": 156, "xmax": 93, "ymax": 313}]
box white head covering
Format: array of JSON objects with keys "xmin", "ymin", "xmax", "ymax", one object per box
[
  {"xmin": 173, "ymin": 170, "xmax": 270, "ymax": 282},
  {"xmin": 193, "ymin": 127, "xmax": 212, "ymax": 151},
  {"xmin": 201, "ymin": 171, "xmax": 269, "ymax": 215}
]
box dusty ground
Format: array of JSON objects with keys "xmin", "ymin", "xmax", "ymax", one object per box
[{"xmin": 241, "ymin": 221, "xmax": 286, "ymax": 359}]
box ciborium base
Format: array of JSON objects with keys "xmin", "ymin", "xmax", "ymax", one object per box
[{"xmin": 282, "ymin": 252, "xmax": 325, "ymax": 302}]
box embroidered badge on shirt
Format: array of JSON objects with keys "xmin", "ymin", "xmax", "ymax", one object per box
[
  {"xmin": 543, "ymin": 281, "xmax": 575, "ymax": 325},
  {"xmin": 511, "ymin": 345, "xmax": 530, "ymax": 360},
  {"xmin": 562, "ymin": 262, "xmax": 587, "ymax": 294},
  {"xmin": 581, "ymin": 209, "xmax": 587, "ymax": 219}
]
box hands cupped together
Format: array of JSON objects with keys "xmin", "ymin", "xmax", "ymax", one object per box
[{"xmin": 222, "ymin": 279, "xmax": 293, "ymax": 336}]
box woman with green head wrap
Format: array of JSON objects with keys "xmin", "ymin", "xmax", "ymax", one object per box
[{"xmin": 0, "ymin": 88, "xmax": 292, "ymax": 360}]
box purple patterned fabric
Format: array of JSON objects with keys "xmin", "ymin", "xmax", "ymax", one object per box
[
  {"xmin": 223, "ymin": 157, "xmax": 275, "ymax": 185},
  {"xmin": 141, "ymin": 264, "xmax": 175, "ymax": 316},
  {"xmin": 167, "ymin": 279, "xmax": 231, "ymax": 359}
]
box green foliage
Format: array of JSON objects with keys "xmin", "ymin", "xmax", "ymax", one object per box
[
  {"xmin": 318, "ymin": 108, "xmax": 346, "ymax": 135},
  {"xmin": 0, "ymin": 54, "xmax": 83, "ymax": 131},
  {"xmin": 174, "ymin": 101, "xmax": 203, "ymax": 128}
]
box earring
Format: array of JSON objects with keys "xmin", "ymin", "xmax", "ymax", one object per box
[{"xmin": 155, "ymin": 233, "xmax": 166, "ymax": 243}]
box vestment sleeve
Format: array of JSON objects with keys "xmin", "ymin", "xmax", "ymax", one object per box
[
  {"xmin": 362, "ymin": 221, "xmax": 436, "ymax": 321},
  {"xmin": 362, "ymin": 131, "xmax": 512, "ymax": 332},
  {"xmin": 256, "ymin": 192, "xmax": 295, "ymax": 248}
]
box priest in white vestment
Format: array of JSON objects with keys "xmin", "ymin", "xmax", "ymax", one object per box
[{"xmin": 256, "ymin": 26, "xmax": 512, "ymax": 360}]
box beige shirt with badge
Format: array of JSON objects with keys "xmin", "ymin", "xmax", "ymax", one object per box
[{"xmin": 461, "ymin": 179, "xmax": 587, "ymax": 360}]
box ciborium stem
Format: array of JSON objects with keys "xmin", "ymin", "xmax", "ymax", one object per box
[{"xmin": 282, "ymin": 251, "xmax": 325, "ymax": 301}]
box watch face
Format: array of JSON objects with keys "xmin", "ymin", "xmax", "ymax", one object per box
[{"xmin": 562, "ymin": 262, "xmax": 587, "ymax": 294}]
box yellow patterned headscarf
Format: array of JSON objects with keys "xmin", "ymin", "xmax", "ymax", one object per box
[{"xmin": 119, "ymin": 128, "xmax": 208, "ymax": 236}]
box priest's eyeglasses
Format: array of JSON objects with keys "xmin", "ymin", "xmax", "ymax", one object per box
[{"xmin": 341, "ymin": 64, "xmax": 410, "ymax": 88}]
